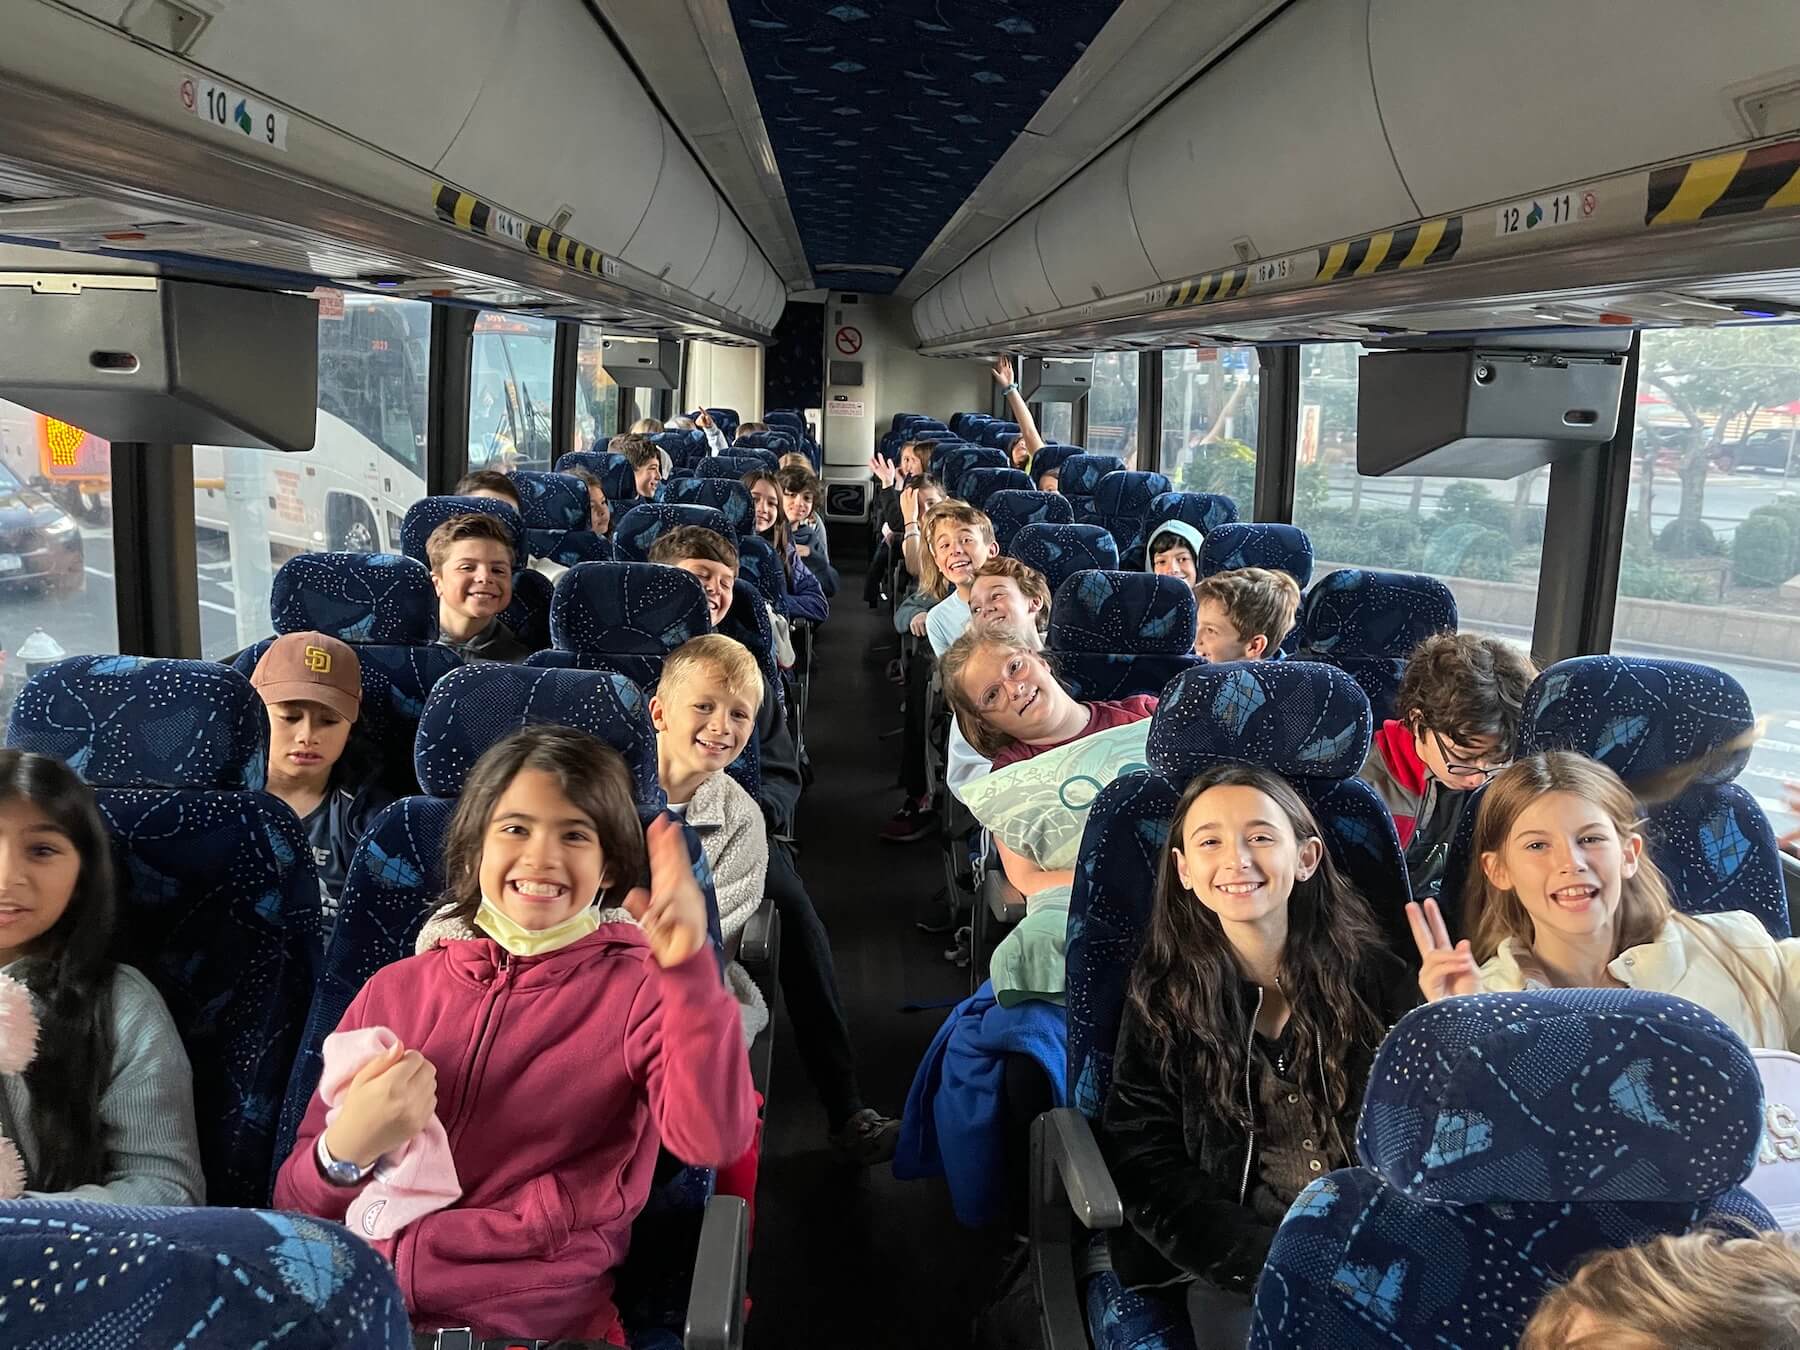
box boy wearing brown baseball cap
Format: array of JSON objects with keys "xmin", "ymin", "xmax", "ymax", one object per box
[{"xmin": 250, "ymin": 632, "xmax": 392, "ymax": 927}]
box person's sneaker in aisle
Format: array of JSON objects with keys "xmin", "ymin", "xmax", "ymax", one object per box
[
  {"xmin": 880, "ymin": 794, "xmax": 935, "ymax": 843},
  {"xmin": 830, "ymin": 1108, "xmax": 901, "ymax": 1164},
  {"xmin": 945, "ymin": 925, "xmax": 972, "ymax": 967}
]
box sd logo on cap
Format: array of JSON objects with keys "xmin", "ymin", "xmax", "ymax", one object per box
[{"xmin": 249, "ymin": 631, "xmax": 362, "ymax": 723}]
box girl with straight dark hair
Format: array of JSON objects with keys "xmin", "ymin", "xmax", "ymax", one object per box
[
  {"xmin": 1101, "ymin": 762, "xmax": 1414, "ymax": 1345},
  {"xmin": 0, "ymin": 748, "xmax": 203, "ymax": 1203}
]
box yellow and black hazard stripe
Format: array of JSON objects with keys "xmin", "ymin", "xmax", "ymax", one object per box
[
  {"xmin": 1172, "ymin": 265, "xmax": 1251, "ymax": 307},
  {"xmin": 432, "ymin": 183, "xmax": 611, "ymax": 279},
  {"xmin": 1646, "ymin": 138, "xmax": 1800, "ymax": 226},
  {"xmin": 1315, "ymin": 216, "xmax": 1462, "ymax": 284}
]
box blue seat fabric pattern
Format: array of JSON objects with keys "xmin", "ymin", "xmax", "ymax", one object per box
[
  {"xmin": 664, "ymin": 477, "xmax": 755, "ymax": 534},
  {"xmin": 1146, "ymin": 490, "xmax": 1239, "ymax": 541},
  {"xmin": 556, "ymin": 450, "xmax": 640, "ymax": 504},
  {"xmin": 1091, "ymin": 471, "xmax": 1173, "ymax": 563},
  {"xmin": 1250, "ymin": 989, "xmax": 1775, "ymax": 1350},
  {"xmin": 399, "ymin": 496, "xmax": 525, "ymax": 568},
  {"xmin": 1296, "ymin": 569, "xmax": 1458, "ymax": 725},
  {"xmin": 985, "ymin": 490, "xmax": 1073, "ymax": 553},
  {"xmin": 548, "ymin": 562, "xmax": 712, "ymax": 664},
  {"xmin": 9, "ymin": 657, "xmax": 322, "ymax": 1208},
  {"xmin": 527, "ymin": 527, "xmax": 614, "ymax": 568},
  {"xmin": 1008, "ymin": 523, "xmax": 1120, "ymax": 595},
  {"xmin": 0, "ymin": 1199, "xmax": 411, "ymax": 1348},
  {"xmin": 1199, "ymin": 522, "xmax": 1315, "ymax": 589},
  {"xmin": 269, "ymin": 552, "xmax": 437, "ymax": 645},
  {"xmin": 509, "ymin": 470, "xmax": 589, "ymax": 531},
  {"xmin": 498, "ymin": 566, "xmax": 552, "ymax": 653},
  {"xmin": 1047, "ymin": 570, "xmax": 1199, "ymax": 702},
  {"xmin": 960, "ymin": 466, "xmax": 1034, "ymax": 511},
  {"xmin": 736, "ymin": 534, "xmax": 790, "ymax": 616},
  {"xmin": 613, "ymin": 503, "xmax": 737, "ymax": 563}
]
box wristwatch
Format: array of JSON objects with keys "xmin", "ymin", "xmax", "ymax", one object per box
[{"xmin": 316, "ymin": 1133, "xmax": 375, "ymax": 1187}]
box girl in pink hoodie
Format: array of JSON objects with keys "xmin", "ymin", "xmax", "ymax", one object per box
[{"xmin": 275, "ymin": 725, "xmax": 756, "ymax": 1345}]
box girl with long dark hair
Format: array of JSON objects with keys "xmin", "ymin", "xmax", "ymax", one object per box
[
  {"xmin": 1100, "ymin": 763, "xmax": 1414, "ymax": 1344},
  {"xmin": 743, "ymin": 468, "xmax": 828, "ymax": 624},
  {"xmin": 0, "ymin": 749, "xmax": 203, "ymax": 1203}
]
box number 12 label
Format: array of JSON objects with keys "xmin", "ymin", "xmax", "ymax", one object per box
[
  {"xmin": 189, "ymin": 78, "xmax": 288, "ymax": 152},
  {"xmin": 1495, "ymin": 190, "xmax": 1585, "ymax": 237}
]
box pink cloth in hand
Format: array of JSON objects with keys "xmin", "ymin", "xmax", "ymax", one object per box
[{"xmin": 319, "ymin": 1026, "xmax": 461, "ymax": 1241}]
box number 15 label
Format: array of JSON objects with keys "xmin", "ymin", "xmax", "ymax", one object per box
[{"xmin": 185, "ymin": 78, "xmax": 288, "ymax": 152}]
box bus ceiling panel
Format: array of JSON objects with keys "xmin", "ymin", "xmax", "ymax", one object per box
[
  {"xmin": 618, "ymin": 123, "xmax": 722, "ymax": 294},
  {"xmin": 691, "ymin": 210, "xmax": 751, "ymax": 308},
  {"xmin": 1036, "ymin": 139, "xmax": 1160, "ymax": 310},
  {"xmin": 987, "ymin": 209, "xmax": 1060, "ymax": 321},
  {"xmin": 431, "ymin": 0, "xmax": 662, "ymax": 253},
  {"xmin": 0, "ymin": 2, "xmax": 773, "ymax": 342},
  {"xmin": 955, "ymin": 250, "xmax": 1008, "ymax": 331},
  {"xmin": 1126, "ymin": 0, "xmax": 1415, "ymax": 283},
  {"xmin": 181, "ymin": 0, "xmax": 507, "ymax": 173},
  {"xmin": 1369, "ymin": 0, "xmax": 1800, "ymax": 220}
]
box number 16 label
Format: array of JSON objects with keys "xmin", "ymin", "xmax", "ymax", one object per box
[{"xmin": 185, "ymin": 78, "xmax": 288, "ymax": 152}]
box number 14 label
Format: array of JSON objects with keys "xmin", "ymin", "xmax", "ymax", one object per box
[
  {"xmin": 184, "ymin": 77, "xmax": 288, "ymax": 152},
  {"xmin": 1495, "ymin": 189, "xmax": 1593, "ymax": 237}
]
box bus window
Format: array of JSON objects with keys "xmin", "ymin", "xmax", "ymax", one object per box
[
  {"xmin": 1087, "ymin": 352, "xmax": 1139, "ymax": 462},
  {"xmin": 470, "ymin": 313, "xmax": 557, "ymax": 472},
  {"xmin": 0, "ymin": 399, "xmax": 117, "ymax": 727},
  {"xmin": 190, "ymin": 293, "xmax": 433, "ymax": 660},
  {"xmin": 1038, "ymin": 401, "xmax": 1073, "ymax": 446},
  {"xmin": 575, "ymin": 327, "xmax": 620, "ymax": 452},
  {"xmin": 1291, "ymin": 343, "xmax": 1546, "ymax": 652},
  {"xmin": 1615, "ymin": 325, "xmax": 1800, "ymax": 836},
  {"xmin": 1161, "ymin": 345, "xmax": 1259, "ymax": 493}
]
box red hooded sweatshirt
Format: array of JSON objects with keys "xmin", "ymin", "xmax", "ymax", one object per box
[{"xmin": 274, "ymin": 913, "xmax": 755, "ymax": 1345}]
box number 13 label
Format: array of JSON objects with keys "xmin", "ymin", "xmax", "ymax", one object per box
[{"xmin": 185, "ymin": 78, "xmax": 288, "ymax": 152}]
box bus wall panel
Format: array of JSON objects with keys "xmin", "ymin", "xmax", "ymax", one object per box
[
  {"xmin": 619, "ymin": 122, "xmax": 722, "ymax": 293},
  {"xmin": 1036, "ymin": 140, "xmax": 1160, "ymax": 308},
  {"xmin": 1126, "ymin": 0, "xmax": 1414, "ymax": 284},
  {"xmin": 183, "ymin": 0, "xmax": 507, "ymax": 174},
  {"xmin": 1371, "ymin": 0, "xmax": 1800, "ymax": 219}
]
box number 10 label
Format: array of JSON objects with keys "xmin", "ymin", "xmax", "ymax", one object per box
[{"xmin": 188, "ymin": 79, "xmax": 289, "ymax": 152}]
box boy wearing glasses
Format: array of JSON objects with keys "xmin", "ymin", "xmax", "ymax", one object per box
[{"xmin": 1359, "ymin": 632, "xmax": 1538, "ymax": 897}]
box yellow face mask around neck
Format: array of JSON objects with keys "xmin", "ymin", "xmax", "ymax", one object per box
[{"xmin": 474, "ymin": 895, "xmax": 600, "ymax": 957}]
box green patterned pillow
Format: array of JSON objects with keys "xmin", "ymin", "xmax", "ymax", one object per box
[{"xmin": 959, "ymin": 720, "xmax": 1153, "ymax": 870}]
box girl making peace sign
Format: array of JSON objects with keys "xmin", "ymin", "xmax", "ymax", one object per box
[{"xmin": 1409, "ymin": 751, "xmax": 1800, "ymax": 1053}]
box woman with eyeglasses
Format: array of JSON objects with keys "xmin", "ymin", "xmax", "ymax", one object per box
[{"xmin": 1356, "ymin": 633, "xmax": 1538, "ymax": 899}]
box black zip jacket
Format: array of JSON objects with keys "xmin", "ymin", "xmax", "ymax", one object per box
[{"xmin": 1097, "ymin": 950, "xmax": 1418, "ymax": 1293}]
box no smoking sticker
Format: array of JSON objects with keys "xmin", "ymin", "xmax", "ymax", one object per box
[{"xmin": 835, "ymin": 326, "xmax": 862, "ymax": 355}]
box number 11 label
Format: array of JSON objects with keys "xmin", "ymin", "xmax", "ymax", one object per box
[
  {"xmin": 184, "ymin": 77, "xmax": 289, "ymax": 152},
  {"xmin": 1494, "ymin": 189, "xmax": 1590, "ymax": 238}
]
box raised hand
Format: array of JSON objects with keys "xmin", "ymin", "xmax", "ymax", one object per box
[
  {"xmin": 867, "ymin": 453, "xmax": 896, "ymax": 488},
  {"xmin": 1406, "ymin": 898, "xmax": 1481, "ymax": 1002},
  {"xmin": 623, "ymin": 815, "xmax": 710, "ymax": 969},
  {"xmin": 697, "ymin": 410, "xmax": 715, "ymax": 430},
  {"xmin": 323, "ymin": 1041, "xmax": 439, "ymax": 1169},
  {"xmin": 899, "ymin": 485, "xmax": 919, "ymax": 526},
  {"xmin": 992, "ymin": 355, "xmax": 1015, "ymax": 388}
]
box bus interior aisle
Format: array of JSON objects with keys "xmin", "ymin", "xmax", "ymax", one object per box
[{"xmin": 751, "ymin": 547, "xmax": 1008, "ymax": 1350}]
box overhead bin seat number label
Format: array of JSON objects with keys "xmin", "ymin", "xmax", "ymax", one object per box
[
  {"xmin": 489, "ymin": 209, "xmax": 528, "ymax": 246},
  {"xmin": 182, "ymin": 78, "xmax": 288, "ymax": 152},
  {"xmin": 1495, "ymin": 189, "xmax": 1592, "ymax": 237},
  {"xmin": 1252, "ymin": 258, "xmax": 1292, "ymax": 285}
]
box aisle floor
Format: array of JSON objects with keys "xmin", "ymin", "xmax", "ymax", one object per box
[{"xmin": 744, "ymin": 561, "xmax": 1011, "ymax": 1349}]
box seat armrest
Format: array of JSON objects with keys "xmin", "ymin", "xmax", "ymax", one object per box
[
  {"xmin": 983, "ymin": 863, "xmax": 1026, "ymax": 925},
  {"xmin": 1038, "ymin": 1107, "xmax": 1123, "ymax": 1230},
  {"xmin": 739, "ymin": 894, "xmax": 776, "ymax": 970},
  {"xmin": 684, "ymin": 1193, "xmax": 748, "ymax": 1350},
  {"xmin": 1030, "ymin": 1108, "xmax": 1124, "ymax": 1350}
]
